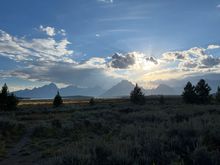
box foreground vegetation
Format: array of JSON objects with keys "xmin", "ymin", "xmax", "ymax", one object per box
[{"xmin": 0, "ymin": 98, "xmax": 220, "ymax": 165}]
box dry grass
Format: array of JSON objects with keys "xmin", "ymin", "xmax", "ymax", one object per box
[{"xmin": 1, "ymin": 97, "xmax": 220, "ymax": 165}]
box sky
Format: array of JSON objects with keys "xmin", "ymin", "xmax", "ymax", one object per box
[{"xmin": 0, "ymin": 0, "xmax": 220, "ymax": 91}]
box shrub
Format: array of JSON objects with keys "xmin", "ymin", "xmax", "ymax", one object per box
[
  {"xmin": 51, "ymin": 119, "xmax": 62, "ymax": 128},
  {"xmin": 130, "ymin": 84, "xmax": 146, "ymax": 105},
  {"xmin": 191, "ymin": 147, "xmax": 212, "ymax": 165},
  {"xmin": 53, "ymin": 91, "xmax": 63, "ymax": 108},
  {"xmin": 89, "ymin": 98, "xmax": 95, "ymax": 106},
  {"xmin": 159, "ymin": 95, "xmax": 165, "ymax": 104}
]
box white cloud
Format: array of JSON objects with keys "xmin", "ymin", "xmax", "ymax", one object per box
[
  {"xmin": 108, "ymin": 52, "xmax": 158, "ymax": 70},
  {"xmin": 0, "ymin": 30, "xmax": 73, "ymax": 63},
  {"xmin": 108, "ymin": 52, "xmax": 136, "ymax": 69},
  {"xmin": 58, "ymin": 29, "xmax": 66, "ymax": 36},
  {"xmin": 201, "ymin": 56, "xmax": 220, "ymax": 67},
  {"xmin": 1, "ymin": 28, "xmax": 220, "ymax": 89},
  {"xmin": 39, "ymin": 25, "xmax": 56, "ymax": 36},
  {"xmin": 0, "ymin": 28, "xmax": 121, "ymax": 88},
  {"xmin": 162, "ymin": 46, "xmax": 220, "ymax": 70},
  {"xmin": 146, "ymin": 57, "xmax": 158, "ymax": 65},
  {"xmin": 97, "ymin": 0, "xmax": 113, "ymax": 3},
  {"xmin": 207, "ymin": 44, "xmax": 220, "ymax": 49},
  {"xmin": 217, "ymin": 4, "xmax": 220, "ymax": 8},
  {"xmin": 39, "ymin": 26, "xmax": 66, "ymax": 36}
]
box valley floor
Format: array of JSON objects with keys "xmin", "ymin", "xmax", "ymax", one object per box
[{"xmin": 0, "ymin": 97, "xmax": 220, "ymax": 165}]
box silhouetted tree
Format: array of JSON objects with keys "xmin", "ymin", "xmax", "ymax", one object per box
[
  {"xmin": 195, "ymin": 79, "xmax": 211, "ymax": 104},
  {"xmin": 7, "ymin": 93, "xmax": 19, "ymax": 110},
  {"xmin": 182, "ymin": 82, "xmax": 197, "ymax": 104},
  {"xmin": 89, "ymin": 97, "xmax": 95, "ymax": 106},
  {"xmin": 130, "ymin": 84, "xmax": 146, "ymax": 105},
  {"xmin": 0, "ymin": 83, "xmax": 8, "ymax": 110},
  {"xmin": 0, "ymin": 83, "xmax": 19, "ymax": 111},
  {"xmin": 53, "ymin": 91, "xmax": 63, "ymax": 107},
  {"xmin": 216, "ymin": 86, "xmax": 220, "ymax": 103}
]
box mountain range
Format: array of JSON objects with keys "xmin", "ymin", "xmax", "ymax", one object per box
[
  {"xmin": 14, "ymin": 83, "xmax": 105, "ymax": 98},
  {"xmin": 101, "ymin": 80, "xmax": 135, "ymax": 98},
  {"xmin": 14, "ymin": 73, "xmax": 220, "ymax": 98},
  {"xmin": 14, "ymin": 80, "xmax": 179, "ymax": 98}
]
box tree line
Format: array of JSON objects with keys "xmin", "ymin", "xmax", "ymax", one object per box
[
  {"xmin": 0, "ymin": 79, "xmax": 220, "ymax": 110},
  {"xmin": 130, "ymin": 79, "xmax": 219, "ymax": 105}
]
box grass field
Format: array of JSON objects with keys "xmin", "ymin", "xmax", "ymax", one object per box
[{"xmin": 0, "ymin": 97, "xmax": 220, "ymax": 165}]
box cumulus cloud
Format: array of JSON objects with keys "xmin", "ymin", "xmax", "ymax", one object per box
[
  {"xmin": 1, "ymin": 28, "xmax": 220, "ymax": 89},
  {"xmin": 162, "ymin": 47, "xmax": 206, "ymax": 62},
  {"xmin": 39, "ymin": 26, "xmax": 66, "ymax": 37},
  {"xmin": 0, "ymin": 30, "xmax": 73, "ymax": 63},
  {"xmin": 162, "ymin": 46, "xmax": 220, "ymax": 71},
  {"xmin": 179, "ymin": 61, "xmax": 198, "ymax": 69},
  {"xmin": 0, "ymin": 28, "xmax": 121, "ymax": 88},
  {"xmin": 109, "ymin": 53, "xmax": 136, "ymax": 69},
  {"xmin": 201, "ymin": 56, "xmax": 220, "ymax": 67},
  {"xmin": 39, "ymin": 25, "xmax": 56, "ymax": 36},
  {"xmin": 146, "ymin": 57, "xmax": 158, "ymax": 65},
  {"xmin": 108, "ymin": 52, "xmax": 158, "ymax": 70}
]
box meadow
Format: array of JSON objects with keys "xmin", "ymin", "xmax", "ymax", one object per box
[{"xmin": 0, "ymin": 97, "xmax": 220, "ymax": 165}]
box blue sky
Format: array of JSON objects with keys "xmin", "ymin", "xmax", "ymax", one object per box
[{"xmin": 0, "ymin": 0, "xmax": 220, "ymax": 90}]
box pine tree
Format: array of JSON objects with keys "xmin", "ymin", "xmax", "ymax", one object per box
[
  {"xmin": 7, "ymin": 93, "xmax": 19, "ymax": 110},
  {"xmin": 195, "ymin": 79, "xmax": 211, "ymax": 104},
  {"xmin": 1, "ymin": 83, "xmax": 9, "ymax": 97},
  {"xmin": 0, "ymin": 83, "xmax": 8, "ymax": 110},
  {"xmin": 216, "ymin": 86, "xmax": 220, "ymax": 103},
  {"xmin": 53, "ymin": 91, "xmax": 63, "ymax": 107},
  {"xmin": 0, "ymin": 83, "xmax": 18, "ymax": 111},
  {"xmin": 182, "ymin": 81, "xmax": 197, "ymax": 104},
  {"xmin": 130, "ymin": 84, "xmax": 146, "ymax": 105}
]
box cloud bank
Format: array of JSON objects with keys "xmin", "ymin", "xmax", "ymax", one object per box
[{"xmin": 0, "ymin": 27, "xmax": 220, "ymax": 89}]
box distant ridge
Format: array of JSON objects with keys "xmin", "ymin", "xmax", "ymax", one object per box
[
  {"xmin": 101, "ymin": 80, "xmax": 135, "ymax": 98},
  {"xmin": 149, "ymin": 84, "xmax": 178, "ymax": 95},
  {"xmin": 60, "ymin": 85, "xmax": 105, "ymax": 97},
  {"xmin": 14, "ymin": 83, "xmax": 58, "ymax": 98},
  {"xmin": 15, "ymin": 83, "xmax": 105, "ymax": 98},
  {"xmin": 14, "ymin": 80, "xmax": 178, "ymax": 99}
]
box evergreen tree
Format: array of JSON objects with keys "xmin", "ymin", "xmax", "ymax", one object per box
[
  {"xmin": 130, "ymin": 84, "xmax": 146, "ymax": 105},
  {"xmin": 182, "ymin": 81, "xmax": 197, "ymax": 104},
  {"xmin": 216, "ymin": 86, "xmax": 220, "ymax": 103},
  {"xmin": 1, "ymin": 83, "xmax": 9, "ymax": 97},
  {"xmin": 0, "ymin": 83, "xmax": 19, "ymax": 111},
  {"xmin": 0, "ymin": 83, "xmax": 8, "ymax": 110},
  {"xmin": 195, "ymin": 79, "xmax": 211, "ymax": 104},
  {"xmin": 53, "ymin": 91, "xmax": 63, "ymax": 107},
  {"xmin": 7, "ymin": 93, "xmax": 19, "ymax": 110}
]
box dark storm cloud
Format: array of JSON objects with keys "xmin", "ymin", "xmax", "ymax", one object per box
[
  {"xmin": 201, "ymin": 57, "xmax": 220, "ymax": 67},
  {"xmin": 109, "ymin": 53, "xmax": 136, "ymax": 69},
  {"xmin": 146, "ymin": 57, "xmax": 158, "ymax": 65}
]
